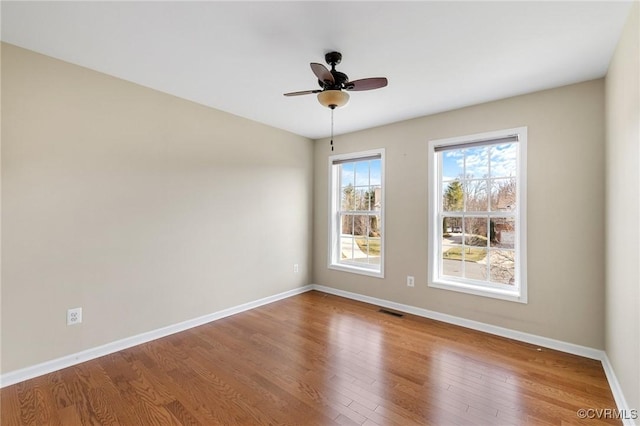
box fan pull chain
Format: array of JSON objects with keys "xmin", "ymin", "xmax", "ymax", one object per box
[{"xmin": 330, "ymin": 108, "xmax": 334, "ymax": 151}]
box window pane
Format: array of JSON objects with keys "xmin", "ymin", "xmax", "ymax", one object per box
[
  {"xmin": 463, "ymin": 248, "xmax": 487, "ymax": 281},
  {"xmin": 341, "ymin": 185, "xmax": 355, "ymax": 211},
  {"xmin": 465, "ymin": 180, "xmax": 488, "ymax": 211},
  {"xmin": 370, "ymin": 159, "xmax": 382, "ymax": 186},
  {"xmin": 490, "ymin": 143, "xmax": 517, "ymax": 178},
  {"xmin": 351, "ymin": 244, "xmax": 369, "ymax": 264},
  {"xmin": 490, "ymin": 178, "xmax": 516, "ymax": 211},
  {"xmin": 355, "ymin": 188, "xmax": 368, "ymax": 211},
  {"xmin": 340, "ymin": 163, "xmax": 354, "ymax": 187},
  {"xmin": 352, "ymin": 215, "xmax": 368, "ymax": 237},
  {"xmin": 490, "ymin": 218, "xmax": 515, "ymax": 249},
  {"xmin": 442, "ymin": 150, "xmax": 464, "ymax": 180},
  {"xmin": 464, "ymin": 146, "xmax": 488, "ymax": 178},
  {"xmin": 355, "ymin": 236, "xmax": 381, "ymax": 265},
  {"xmin": 464, "ymin": 217, "xmax": 488, "ymax": 247},
  {"xmin": 341, "ymin": 214, "xmax": 354, "ymax": 236},
  {"xmin": 442, "ymin": 245, "xmax": 463, "ymax": 278},
  {"xmin": 490, "ymin": 250, "xmax": 515, "ymax": 285},
  {"xmin": 355, "ymin": 161, "xmax": 369, "ymax": 187},
  {"xmin": 341, "ymin": 236, "xmax": 354, "ymax": 261},
  {"xmin": 442, "ymin": 180, "xmax": 464, "ymax": 211},
  {"xmin": 361, "ymin": 188, "xmax": 371, "ymax": 211},
  {"xmin": 442, "ymin": 217, "xmax": 463, "ymax": 241},
  {"xmin": 371, "ymin": 186, "xmax": 382, "ymax": 211},
  {"xmin": 367, "ymin": 237, "xmax": 382, "ymax": 265},
  {"xmin": 370, "ymin": 214, "xmax": 381, "ymax": 237},
  {"xmin": 359, "ymin": 187, "xmax": 376, "ymax": 211},
  {"xmin": 442, "ymin": 245, "xmax": 468, "ymax": 261}
]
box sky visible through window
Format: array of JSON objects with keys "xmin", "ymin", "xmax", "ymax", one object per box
[
  {"xmin": 340, "ymin": 159, "xmax": 382, "ymax": 188},
  {"xmin": 442, "ymin": 144, "xmax": 517, "ymax": 180}
]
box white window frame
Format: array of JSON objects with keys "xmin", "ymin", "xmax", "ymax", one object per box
[
  {"xmin": 328, "ymin": 149, "xmax": 385, "ymax": 278},
  {"xmin": 427, "ymin": 127, "xmax": 527, "ymax": 303}
]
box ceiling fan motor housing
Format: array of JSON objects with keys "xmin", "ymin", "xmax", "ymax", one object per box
[
  {"xmin": 318, "ymin": 70, "xmax": 349, "ymax": 90},
  {"xmin": 325, "ymin": 51, "xmax": 342, "ymax": 66}
]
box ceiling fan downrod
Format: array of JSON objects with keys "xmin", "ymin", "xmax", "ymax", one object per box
[{"xmin": 330, "ymin": 108, "xmax": 334, "ymax": 152}]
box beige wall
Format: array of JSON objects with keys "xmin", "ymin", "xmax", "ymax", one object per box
[
  {"xmin": 313, "ymin": 79, "xmax": 606, "ymax": 349},
  {"xmin": 605, "ymin": 1, "xmax": 640, "ymax": 415},
  {"xmin": 1, "ymin": 44, "xmax": 314, "ymax": 373}
]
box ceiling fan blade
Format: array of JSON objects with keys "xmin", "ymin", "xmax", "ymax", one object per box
[
  {"xmin": 345, "ymin": 77, "xmax": 388, "ymax": 91},
  {"xmin": 283, "ymin": 89, "xmax": 321, "ymax": 97},
  {"xmin": 310, "ymin": 63, "xmax": 335, "ymax": 84}
]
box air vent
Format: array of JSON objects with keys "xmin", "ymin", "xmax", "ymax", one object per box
[{"xmin": 378, "ymin": 308, "xmax": 404, "ymax": 317}]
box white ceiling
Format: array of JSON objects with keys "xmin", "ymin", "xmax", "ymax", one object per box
[{"xmin": 1, "ymin": 1, "xmax": 633, "ymax": 139}]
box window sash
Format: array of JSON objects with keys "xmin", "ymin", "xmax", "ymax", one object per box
[
  {"xmin": 436, "ymin": 211, "xmax": 518, "ymax": 288},
  {"xmin": 436, "ymin": 151, "xmax": 519, "ymax": 290},
  {"xmin": 329, "ymin": 149, "xmax": 385, "ymax": 278},
  {"xmin": 428, "ymin": 127, "xmax": 526, "ymax": 303}
]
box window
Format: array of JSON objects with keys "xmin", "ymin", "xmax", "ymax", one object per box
[
  {"xmin": 428, "ymin": 127, "xmax": 527, "ymax": 303},
  {"xmin": 328, "ymin": 149, "xmax": 384, "ymax": 277}
]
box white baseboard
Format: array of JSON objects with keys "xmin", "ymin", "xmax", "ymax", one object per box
[
  {"xmin": 311, "ymin": 284, "xmax": 604, "ymax": 359},
  {"xmin": 0, "ymin": 285, "xmax": 313, "ymax": 388},
  {"xmin": 601, "ymin": 353, "xmax": 637, "ymax": 426}
]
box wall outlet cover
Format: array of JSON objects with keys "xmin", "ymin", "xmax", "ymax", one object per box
[{"xmin": 67, "ymin": 307, "xmax": 82, "ymax": 325}]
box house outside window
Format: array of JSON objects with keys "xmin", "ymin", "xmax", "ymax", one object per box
[
  {"xmin": 428, "ymin": 128, "xmax": 527, "ymax": 303},
  {"xmin": 328, "ymin": 149, "xmax": 385, "ymax": 278}
]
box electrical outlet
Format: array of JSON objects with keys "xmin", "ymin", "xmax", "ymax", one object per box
[
  {"xmin": 407, "ymin": 276, "xmax": 415, "ymax": 287},
  {"xmin": 67, "ymin": 307, "xmax": 82, "ymax": 325},
  {"xmin": 293, "ymin": 264, "xmax": 299, "ymax": 273}
]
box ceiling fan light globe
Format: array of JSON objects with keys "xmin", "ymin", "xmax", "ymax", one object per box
[{"xmin": 317, "ymin": 90, "xmax": 350, "ymax": 109}]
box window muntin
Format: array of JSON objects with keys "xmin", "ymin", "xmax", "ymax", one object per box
[
  {"xmin": 329, "ymin": 150, "xmax": 384, "ymax": 277},
  {"xmin": 429, "ymin": 128, "xmax": 526, "ymax": 302}
]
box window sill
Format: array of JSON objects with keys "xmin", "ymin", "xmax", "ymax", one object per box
[
  {"xmin": 429, "ymin": 279, "xmax": 527, "ymax": 303},
  {"xmin": 329, "ymin": 263, "xmax": 384, "ymax": 279}
]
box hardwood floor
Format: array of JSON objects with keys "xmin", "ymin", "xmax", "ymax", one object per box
[{"xmin": 1, "ymin": 290, "xmax": 620, "ymax": 425}]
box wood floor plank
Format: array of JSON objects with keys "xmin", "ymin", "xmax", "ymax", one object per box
[
  {"xmin": 1, "ymin": 290, "xmax": 620, "ymax": 425},
  {"xmin": 163, "ymin": 399, "xmax": 200, "ymax": 425}
]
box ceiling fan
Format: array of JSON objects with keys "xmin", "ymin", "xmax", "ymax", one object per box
[{"xmin": 284, "ymin": 51, "xmax": 388, "ymax": 109}]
